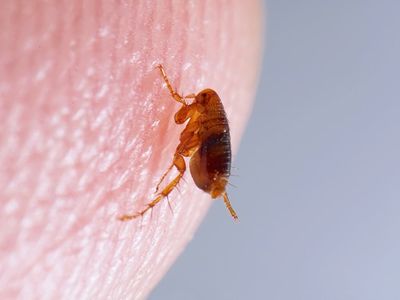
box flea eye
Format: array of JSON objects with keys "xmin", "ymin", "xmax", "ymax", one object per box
[{"xmin": 201, "ymin": 93, "xmax": 209, "ymax": 103}]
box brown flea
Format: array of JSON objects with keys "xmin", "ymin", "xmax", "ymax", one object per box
[{"xmin": 119, "ymin": 65, "xmax": 238, "ymax": 221}]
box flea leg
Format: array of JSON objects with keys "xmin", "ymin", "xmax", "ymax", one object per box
[
  {"xmin": 119, "ymin": 154, "xmax": 186, "ymax": 221},
  {"xmin": 222, "ymin": 192, "xmax": 239, "ymax": 221},
  {"xmin": 154, "ymin": 163, "xmax": 174, "ymax": 193},
  {"xmin": 154, "ymin": 121, "xmax": 198, "ymax": 193},
  {"xmin": 157, "ymin": 64, "xmax": 185, "ymax": 104}
]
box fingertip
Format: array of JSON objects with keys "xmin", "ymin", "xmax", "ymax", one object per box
[{"xmin": 0, "ymin": 1, "xmax": 263, "ymax": 299}]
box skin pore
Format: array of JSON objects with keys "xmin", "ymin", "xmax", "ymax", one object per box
[{"xmin": 0, "ymin": 1, "xmax": 263, "ymax": 299}]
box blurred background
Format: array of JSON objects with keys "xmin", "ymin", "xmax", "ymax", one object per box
[{"xmin": 152, "ymin": 1, "xmax": 400, "ymax": 299}]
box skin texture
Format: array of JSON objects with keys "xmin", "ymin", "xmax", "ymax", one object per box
[{"xmin": 0, "ymin": 1, "xmax": 263, "ymax": 299}]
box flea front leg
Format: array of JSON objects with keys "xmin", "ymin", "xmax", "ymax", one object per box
[{"xmin": 157, "ymin": 64, "xmax": 185, "ymax": 104}]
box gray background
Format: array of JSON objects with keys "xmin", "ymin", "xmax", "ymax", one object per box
[{"xmin": 151, "ymin": 1, "xmax": 400, "ymax": 299}]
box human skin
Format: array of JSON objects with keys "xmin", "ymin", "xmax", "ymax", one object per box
[{"xmin": 0, "ymin": 1, "xmax": 263, "ymax": 299}]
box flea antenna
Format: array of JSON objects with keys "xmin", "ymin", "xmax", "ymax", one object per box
[{"xmin": 222, "ymin": 192, "xmax": 239, "ymax": 221}]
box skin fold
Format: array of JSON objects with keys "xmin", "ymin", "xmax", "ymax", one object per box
[{"xmin": 0, "ymin": 1, "xmax": 263, "ymax": 299}]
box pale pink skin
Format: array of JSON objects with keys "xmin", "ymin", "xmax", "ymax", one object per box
[{"xmin": 0, "ymin": 1, "xmax": 263, "ymax": 299}]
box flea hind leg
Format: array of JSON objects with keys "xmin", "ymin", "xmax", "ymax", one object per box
[
  {"xmin": 119, "ymin": 154, "xmax": 186, "ymax": 221},
  {"xmin": 154, "ymin": 163, "xmax": 174, "ymax": 193},
  {"xmin": 154, "ymin": 120, "xmax": 199, "ymax": 193}
]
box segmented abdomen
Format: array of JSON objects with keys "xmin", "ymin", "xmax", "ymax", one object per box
[{"xmin": 199, "ymin": 130, "xmax": 231, "ymax": 179}]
